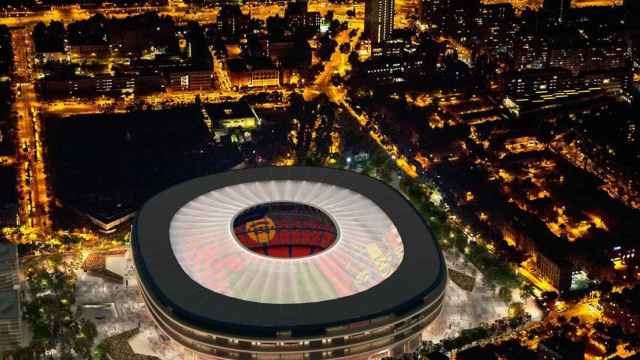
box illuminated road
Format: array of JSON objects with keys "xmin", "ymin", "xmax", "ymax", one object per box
[
  {"xmin": 0, "ymin": 4, "xmax": 220, "ymax": 27},
  {"xmin": 211, "ymin": 48, "xmax": 232, "ymax": 92},
  {"xmin": 303, "ymin": 28, "xmax": 353, "ymax": 103},
  {"xmin": 11, "ymin": 28, "xmax": 51, "ymax": 235},
  {"xmin": 41, "ymin": 86, "xmax": 291, "ymax": 118},
  {"xmin": 303, "ymin": 27, "xmax": 418, "ymax": 177}
]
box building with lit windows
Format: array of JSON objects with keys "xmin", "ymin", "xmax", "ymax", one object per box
[
  {"xmin": 285, "ymin": 0, "xmax": 322, "ymax": 33},
  {"xmin": 167, "ymin": 70, "xmax": 215, "ymax": 91},
  {"xmin": 364, "ymin": 0, "xmax": 395, "ymax": 44},
  {"xmin": 217, "ymin": 4, "xmax": 250, "ymax": 38},
  {"xmin": 132, "ymin": 167, "xmax": 447, "ymax": 360},
  {"xmin": 503, "ymin": 68, "xmax": 632, "ymax": 115},
  {"xmin": 39, "ymin": 74, "xmax": 164, "ymax": 99},
  {"xmin": 227, "ymin": 58, "xmax": 281, "ymax": 89}
]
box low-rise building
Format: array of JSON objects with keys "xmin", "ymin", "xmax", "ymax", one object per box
[
  {"xmin": 227, "ymin": 58, "xmax": 281, "ymax": 88},
  {"xmin": 167, "ymin": 70, "xmax": 214, "ymax": 91},
  {"xmin": 202, "ymin": 101, "xmax": 261, "ymax": 142},
  {"xmin": 534, "ymin": 251, "xmax": 572, "ymax": 293},
  {"xmin": 537, "ymin": 336, "xmax": 586, "ymax": 360},
  {"xmin": 503, "ymin": 68, "xmax": 632, "ymax": 116},
  {"xmin": 203, "ymin": 102, "xmax": 260, "ymax": 130},
  {"xmin": 505, "ymin": 136, "xmax": 546, "ymax": 154},
  {"xmin": 39, "ymin": 74, "xmax": 165, "ymax": 99}
]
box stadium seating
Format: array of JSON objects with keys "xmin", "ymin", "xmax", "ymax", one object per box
[{"xmin": 234, "ymin": 212, "xmax": 337, "ymax": 258}]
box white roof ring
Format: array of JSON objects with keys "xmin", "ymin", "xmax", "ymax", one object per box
[{"xmin": 169, "ymin": 180, "xmax": 405, "ymax": 304}]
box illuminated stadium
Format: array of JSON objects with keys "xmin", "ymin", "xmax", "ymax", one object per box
[{"xmin": 132, "ymin": 167, "xmax": 447, "ymax": 360}]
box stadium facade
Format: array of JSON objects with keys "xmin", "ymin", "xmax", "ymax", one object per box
[{"xmin": 132, "ymin": 167, "xmax": 447, "ymax": 360}]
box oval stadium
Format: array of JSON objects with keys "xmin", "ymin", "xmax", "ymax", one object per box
[{"xmin": 132, "ymin": 166, "xmax": 447, "ymax": 360}]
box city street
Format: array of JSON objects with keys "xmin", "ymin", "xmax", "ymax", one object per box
[{"xmin": 11, "ymin": 28, "xmax": 51, "ymax": 234}]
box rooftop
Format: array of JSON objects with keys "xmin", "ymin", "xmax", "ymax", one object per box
[
  {"xmin": 203, "ymin": 101, "xmax": 256, "ymax": 121},
  {"xmin": 170, "ymin": 179, "xmax": 404, "ymax": 304}
]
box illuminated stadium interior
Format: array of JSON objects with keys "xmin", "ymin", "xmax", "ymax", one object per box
[{"xmin": 232, "ymin": 202, "xmax": 338, "ymax": 258}]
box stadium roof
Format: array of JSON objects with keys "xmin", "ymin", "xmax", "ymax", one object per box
[
  {"xmin": 170, "ymin": 179, "xmax": 404, "ymax": 304},
  {"xmin": 133, "ymin": 167, "xmax": 446, "ymax": 336}
]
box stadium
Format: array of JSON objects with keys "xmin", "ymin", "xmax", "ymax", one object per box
[{"xmin": 132, "ymin": 167, "xmax": 447, "ymax": 360}]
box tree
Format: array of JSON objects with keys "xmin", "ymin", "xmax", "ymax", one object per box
[
  {"xmin": 521, "ymin": 283, "xmax": 535, "ymax": 301},
  {"xmin": 318, "ymin": 35, "xmax": 338, "ymax": 62},
  {"xmin": 339, "ymin": 42, "xmax": 351, "ymax": 54},
  {"xmin": 378, "ymin": 159, "xmax": 393, "ymax": 183},
  {"xmin": 542, "ymin": 291, "xmax": 558, "ymax": 303},
  {"xmin": 81, "ymin": 318, "xmax": 98, "ymax": 341},
  {"xmin": 93, "ymin": 343, "xmax": 108, "ymax": 360},
  {"xmin": 74, "ymin": 319, "xmax": 97, "ymax": 358},
  {"xmin": 498, "ymin": 287, "xmax": 512, "ymax": 303},
  {"xmin": 19, "ymin": 267, "xmax": 93, "ymax": 359},
  {"xmin": 348, "ymin": 50, "xmax": 359, "ymax": 65},
  {"xmin": 288, "ymin": 93, "xmax": 337, "ymax": 164},
  {"xmin": 324, "ymin": 10, "xmax": 334, "ymax": 22},
  {"xmin": 508, "ymin": 302, "xmax": 525, "ymax": 318}
]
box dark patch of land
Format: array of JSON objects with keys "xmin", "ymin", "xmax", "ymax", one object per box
[{"xmin": 44, "ymin": 106, "xmax": 241, "ymax": 224}]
